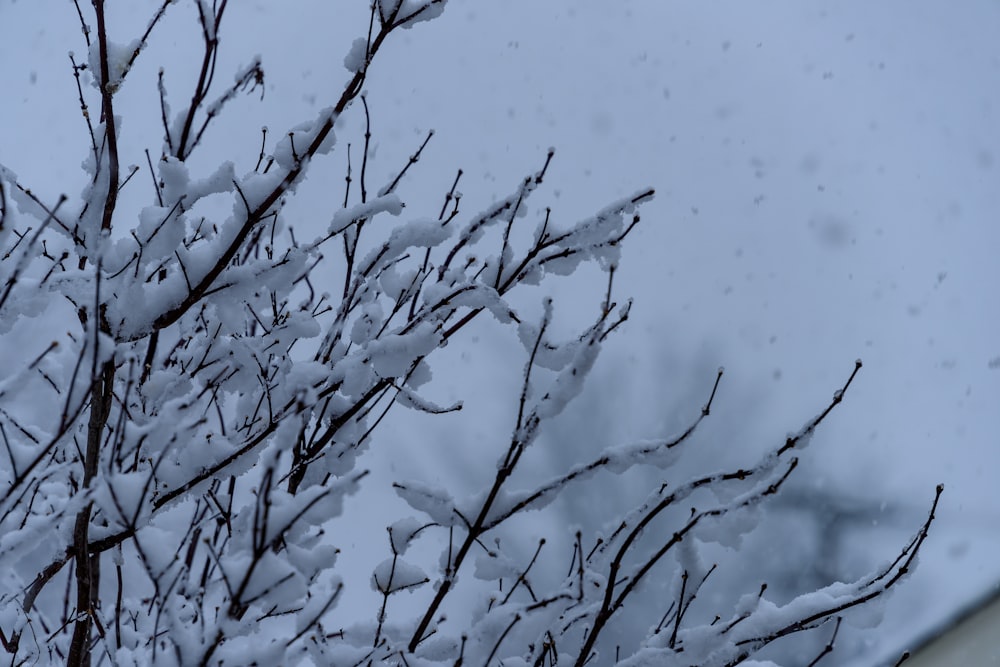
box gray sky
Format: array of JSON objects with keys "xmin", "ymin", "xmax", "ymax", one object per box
[{"xmin": 1, "ymin": 1, "xmax": 997, "ymax": 662}]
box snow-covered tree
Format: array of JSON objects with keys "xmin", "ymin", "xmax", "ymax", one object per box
[{"xmin": 0, "ymin": 2, "xmax": 940, "ymax": 665}]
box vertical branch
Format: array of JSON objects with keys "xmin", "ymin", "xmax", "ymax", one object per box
[
  {"xmin": 67, "ymin": 247, "xmax": 116, "ymax": 667},
  {"xmin": 92, "ymin": 0, "xmax": 119, "ymax": 233},
  {"xmin": 68, "ymin": 358, "xmax": 115, "ymax": 667},
  {"xmin": 359, "ymin": 94, "xmax": 372, "ymax": 203},
  {"xmin": 175, "ymin": 0, "xmax": 228, "ymax": 160}
]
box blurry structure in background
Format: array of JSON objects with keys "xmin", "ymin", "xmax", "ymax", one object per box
[{"xmin": 894, "ymin": 586, "xmax": 1000, "ymax": 666}]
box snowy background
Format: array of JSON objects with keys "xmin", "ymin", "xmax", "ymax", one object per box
[{"xmin": 2, "ymin": 1, "xmax": 998, "ymax": 664}]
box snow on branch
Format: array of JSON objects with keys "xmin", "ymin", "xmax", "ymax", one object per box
[{"xmin": 0, "ymin": 3, "xmax": 940, "ymax": 667}]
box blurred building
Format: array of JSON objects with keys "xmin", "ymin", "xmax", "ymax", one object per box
[{"xmin": 893, "ymin": 587, "xmax": 1000, "ymax": 666}]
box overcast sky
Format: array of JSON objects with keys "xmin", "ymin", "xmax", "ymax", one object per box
[{"xmin": 1, "ymin": 1, "xmax": 998, "ymax": 663}]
